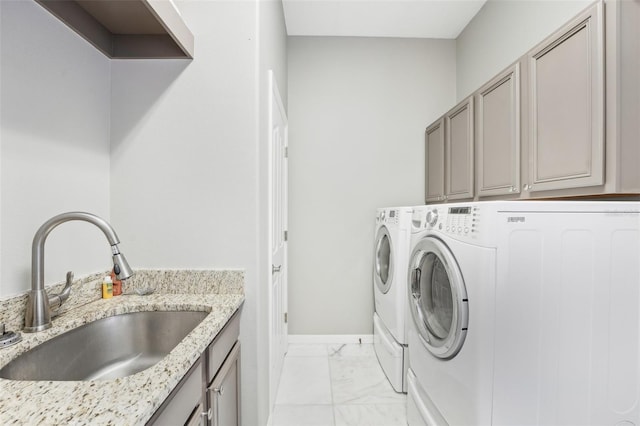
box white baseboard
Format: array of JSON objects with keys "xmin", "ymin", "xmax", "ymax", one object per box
[{"xmin": 288, "ymin": 334, "xmax": 374, "ymax": 344}]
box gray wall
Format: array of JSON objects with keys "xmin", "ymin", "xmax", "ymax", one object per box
[
  {"xmin": 287, "ymin": 37, "xmax": 456, "ymax": 335},
  {"xmin": 456, "ymin": 0, "xmax": 593, "ymax": 101},
  {"xmin": 110, "ymin": 1, "xmax": 287, "ymax": 425},
  {"xmin": 287, "ymin": 1, "xmax": 599, "ymax": 337},
  {"xmin": 1, "ymin": 1, "xmax": 286, "ymax": 425},
  {"xmin": 0, "ymin": 0, "xmax": 111, "ymax": 297}
]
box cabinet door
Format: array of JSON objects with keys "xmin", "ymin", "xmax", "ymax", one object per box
[
  {"xmin": 477, "ymin": 64, "xmax": 521, "ymax": 197},
  {"xmin": 149, "ymin": 359, "xmax": 204, "ymax": 426},
  {"xmin": 527, "ymin": 1, "xmax": 604, "ymax": 192},
  {"xmin": 186, "ymin": 403, "xmax": 206, "ymax": 426},
  {"xmin": 425, "ymin": 118, "xmax": 445, "ymax": 203},
  {"xmin": 445, "ymin": 97, "xmax": 474, "ymax": 200},
  {"xmin": 208, "ymin": 342, "xmax": 241, "ymax": 426}
]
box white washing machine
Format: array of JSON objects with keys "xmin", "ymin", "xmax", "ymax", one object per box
[
  {"xmin": 406, "ymin": 202, "xmax": 498, "ymax": 426},
  {"xmin": 491, "ymin": 200, "xmax": 640, "ymax": 426},
  {"xmin": 406, "ymin": 200, "xmax": 640, "ymax": 426},
  {"xmin": 373, "ymin": 206, "xmax": 413, "ymax": 393}
]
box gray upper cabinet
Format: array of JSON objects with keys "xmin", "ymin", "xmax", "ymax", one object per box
[
  {"xmin": 424, "ymin": 0, "xmax": 637, "ymax": 203},
  {"xmin": 425, "ymin": 118, "xmax": 445, "ymax": 202},
  {"xmin": 445, "ymin": 97, "xmax": 475, "ymax": 200},
  {"xmin": 35, "ymin": 0, "xmax": 194, "ymax": 59},
  {"xmin": 424, "ymin": 98, "xmax": 475, "ymax": 204},
  {"xmin": 477, "ymin": 63, "xmax": 521, "ymax": 197},
  {"xmin": 608, "ymin": 0, "xmax": 640, "ymax": 194},
  {"xmin": 525, "ymin": 1, "xmax": 604, "ymax": 193}
]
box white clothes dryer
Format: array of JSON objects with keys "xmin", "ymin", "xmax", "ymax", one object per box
[
  {"xmin": 406, "ymin": 202, "xmax": 498, "ymax": 426},
  {"xmin": 491, "ymin": 200, "xmax": 640, "ymax": 426},
  {"xmin": 373, "ymin": 206, "xmax": 413, "ymax": 393}
]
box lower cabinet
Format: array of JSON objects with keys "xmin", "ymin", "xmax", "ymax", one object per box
[
  {"xmin": 148, "ymin": 310, "xmax": 241, "ymax": 426},
  {"xmin": 149, "ymin": 359, "xmax": 205, "ymax": 426},
  {"xmin": 207, "ymin": 342, "xmax": 240, "ymax": 426},
  {"xmin": 205, "ymin": 310, "xmax": 241, "ymax": 426},
  {"xmin": 186, "ymin": 402, "xmax": 206, "ymax": 426}
]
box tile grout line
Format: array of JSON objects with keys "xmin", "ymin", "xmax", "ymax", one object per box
[{"xmin": 326, "ymin": 344, "xmax": 337, "ymax": 426}]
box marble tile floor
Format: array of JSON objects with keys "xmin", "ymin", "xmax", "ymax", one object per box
[{"xmin": 270, "ymin": 343, "xmax": 407, "ymax": 426}]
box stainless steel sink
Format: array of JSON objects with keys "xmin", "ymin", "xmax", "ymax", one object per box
[{"xmin": 0, "ymin": 311, "xmax": 207, "ymax": 381}]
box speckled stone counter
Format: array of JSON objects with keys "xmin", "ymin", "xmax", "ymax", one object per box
[{"xmin": 0, "ymin": 270, "xmax": 244, "ymax": 425}]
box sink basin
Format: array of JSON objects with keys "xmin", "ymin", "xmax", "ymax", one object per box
[{"xmin": 0, "ymin": 311, "xmax": 207, "ymax": 381}]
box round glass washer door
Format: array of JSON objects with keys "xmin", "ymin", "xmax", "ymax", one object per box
[
  {"xmin": 374, "ymin": 225, "xmax": 394, "ymax": 294},
  {"xmin": 408, "ymin": 236, "xmax": 468, "ymax": 359}
]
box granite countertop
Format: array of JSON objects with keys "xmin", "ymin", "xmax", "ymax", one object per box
[{"xmin": 0, "ymin": 292, "xmax": 244, "ymax": 425}]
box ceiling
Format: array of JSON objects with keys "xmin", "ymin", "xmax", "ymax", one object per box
[{"xmin": 282, "ymin": 0, "xmax": 488, "ymax": 39}]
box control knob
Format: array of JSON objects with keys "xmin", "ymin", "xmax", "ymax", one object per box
[{"xmin": 426, "ymin": 209, "xmax": 439, "ymax": 227}]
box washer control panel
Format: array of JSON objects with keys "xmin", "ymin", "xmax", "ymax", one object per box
[
  {"xmin": 423, "ymin": 205, "xmax": 480, "ymax": 240},
  {"xmin": 443, "ymin": 206, "xmax": 474, "ymax": 235}
]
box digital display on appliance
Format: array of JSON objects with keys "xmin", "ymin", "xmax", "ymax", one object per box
[
  {"xmin": 449, "ymin": 207, "xmax": 471, "ymax": 214},
  {"xmin": 389, "ymin": 211, "xmax": 396, "ymax": 218}
]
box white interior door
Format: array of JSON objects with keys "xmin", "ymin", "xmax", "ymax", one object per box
[{"xmin": 268, "ymin": 70, "xmax": 288, "ymax": 408}]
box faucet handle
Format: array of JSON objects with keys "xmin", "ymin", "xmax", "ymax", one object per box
[{"xmin": 50, "ymin": 271, "xmax": 73, "ymax": 314}]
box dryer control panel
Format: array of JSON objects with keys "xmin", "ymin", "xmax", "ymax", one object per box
[{"xmin": 377, "ymin": 209, "xmax": 399, "ymax": 225}]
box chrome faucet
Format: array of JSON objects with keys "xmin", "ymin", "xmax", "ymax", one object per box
[{"xmin": 24, "ymin": 212, "xmax": 134, "ymax": 333}]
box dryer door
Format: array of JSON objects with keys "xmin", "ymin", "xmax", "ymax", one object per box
[
  {"xmin": 374, "ymin": 225, "xmax": 394, "ymax": 294},
  {"xmin": 408, "ymin": 236, "xmax": 468, "ymax": 359}
]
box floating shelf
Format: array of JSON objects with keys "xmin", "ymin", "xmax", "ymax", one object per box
[{"xmin": 35, "ymin": 0, "xmax": 194, "ymax": 59}]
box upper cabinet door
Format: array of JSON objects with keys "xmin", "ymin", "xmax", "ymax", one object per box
[
  {"xmin": 477, "ymin": 64, "xmax": 521, "ymax": 197},
  {"xmin": 445, "ymin": 97, "xmax": 474, "ymax": 200},
  {"xmin": 425, "ymin": 118, "xmax": 445, "ymax": 203},
  {"xmin": 527, "ymin": 1, "xmax": 604, "ymax": 192}
]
